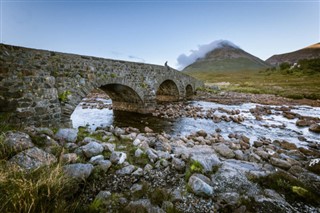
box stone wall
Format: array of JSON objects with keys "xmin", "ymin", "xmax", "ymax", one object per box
[{"xmin": 0, "ymin": 44, "xmax": 203, "ymax": 127}]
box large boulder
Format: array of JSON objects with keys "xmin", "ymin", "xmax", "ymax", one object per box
[
  {"xmin": 55, "ymin": 128, "xmax": 78, "ymax": 143},
  {"xmin": 3, "ymin": 131, "xmax": 34, "ymax": 155},
  {"xmin": 188, "ymin": 173, "xmax": 214, "ymax": 197},
  {"xmin": 63, "ymin": 163, "xmax": 93, "ymax": 181},
  {"xmin": 9, "ymin": 147, "xmax": 57, "ymax": 170}
]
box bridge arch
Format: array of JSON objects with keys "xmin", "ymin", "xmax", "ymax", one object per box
[
  {"xmin": 156, "ymin": 79, "xmax": 179, "ymax": 102},
  {"xmin": 99, "ymin": 84, "xmax": 144, "ymax": 113},
  {"xmin": 186, "ymin": 84, "xmax": 194, "ymax": 99}
]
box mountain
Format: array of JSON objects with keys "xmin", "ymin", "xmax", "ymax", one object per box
[
  {"xmin": 183, "ymin": 41, "xmax": 270, "ymax": 74},
  {"xmin": 266, "ymin": 43, "xmax": 320, "ymax": 66}
]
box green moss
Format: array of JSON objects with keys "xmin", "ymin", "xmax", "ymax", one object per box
[
  {"xmin": 58, "ymin": 90, "xmax": 72, "ymax": 102},
  {"xmin": 251, "ymin": 171, "xmax": 320, "ymax": 206},
  {"xmin": 110, "ymin": 73, "xmax": 117, "ymax": 78},
  {"xmin": 185, "ymin": 160, "xmax": 204, "ymax": 181},
  {"xmin": 77, "ymin": 126, "xmax": 91, "ymax": 142}
]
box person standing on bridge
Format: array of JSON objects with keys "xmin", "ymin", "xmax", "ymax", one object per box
[{"xmin": 164, "ymin": 61, "xmax": 170, "ymax": 70}]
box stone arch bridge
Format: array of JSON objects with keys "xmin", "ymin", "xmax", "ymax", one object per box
[{"xmin": 0, "ymin": 44, "xmax": 203, "ymax": 127}]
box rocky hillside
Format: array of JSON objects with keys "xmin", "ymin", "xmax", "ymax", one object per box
[
  {"xmin": 183, "ymin": 42, "xmax": 270, "ymax": 74},
  {"xmin": 266, "ymin": 43, "xmax": 320, "ymax": 66}
]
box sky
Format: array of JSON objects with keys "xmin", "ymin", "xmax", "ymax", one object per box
[{"xmin": 1, "ymin": 0, "xmax": 319, "ymax": 69}]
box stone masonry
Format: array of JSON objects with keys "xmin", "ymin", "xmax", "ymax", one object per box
[{"xmin": 0, "ymin": 44, "xmax": 203, "ymax": 127}]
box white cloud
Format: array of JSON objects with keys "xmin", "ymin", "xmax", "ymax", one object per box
[{"xmin": 176, "ymin": 39, "xmax": 239, "ymax": 70}]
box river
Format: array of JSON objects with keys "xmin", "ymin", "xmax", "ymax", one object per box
[{"xmin": 71, "ymin": 99, "xmax": 320, "ymax": 147}]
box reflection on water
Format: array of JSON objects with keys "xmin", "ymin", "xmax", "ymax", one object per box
[{"xmin": 71, "ymin": 100, "xmax": 320, "ymax": 147}]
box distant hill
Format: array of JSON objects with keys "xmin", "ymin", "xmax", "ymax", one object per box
[
  {"xmin": 266, "ymin": 43, "xmax": 320, "ymax": 66},
  {"xmin": 183, "ymin": 41, "xmax": 270, "ymax": 74}
]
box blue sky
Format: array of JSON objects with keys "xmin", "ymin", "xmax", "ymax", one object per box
[{"xmin": 1, "ymin": 0, "xmax": 319, "ymax": 69}]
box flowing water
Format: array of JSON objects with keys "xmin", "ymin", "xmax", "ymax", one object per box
[{"xmin": 71, "ymin": 99, "xmax": 320, "ymax": 147}]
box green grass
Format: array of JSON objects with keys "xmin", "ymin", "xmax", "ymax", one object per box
[{"xmin": 189, "ymin": 69, "xmax": 320, "ymax": 100}]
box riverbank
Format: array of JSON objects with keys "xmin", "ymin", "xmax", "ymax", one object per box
[{"xmin": 0, "ymin": 91, "xmax": 320, "ymax": 212}]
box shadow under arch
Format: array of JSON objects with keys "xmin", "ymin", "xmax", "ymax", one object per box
[
  {"xmin": 186, "ymin": 84, "xmax": 194, "ymax": 99},
  {"xmin": 156, "ymin": 80, "xmax": 179, "ymax": 102},
  {"xmin": 99, "ymin": 84, "xmax": 145, "ymax": 113}
]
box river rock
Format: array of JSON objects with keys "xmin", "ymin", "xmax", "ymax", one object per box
[
  {"xmin": 101, "ymin": 142, "xmax": 115, "ymax": 152},
  {"xmin": 234, "ymin": 150, "xmax": 245, "ymax": 160},
  {"xmin": 146, "ymin": 149, "xmax": 158, "ymax": 162},
  {"xmin": 270, "ymin": 157, "xmax": 292, "ymax": 170},
  {"xmin": 63, "ymin": 163, "xmax": 93, "ymax": 181},
  {"xmin": 94, "ymin": 190, "xmax": 111, "ymax": 203},
  {"xmin": 172, "ymin": 157, "xmax": 186, "ymax": 171},
  {"xmin": 211, "ymin": 161, "xmax": 261, "ymax": 196},
  {"xmin": 135, "ymin": 148, "xmax": 144, "ymax": 157},
  {"xmin": 296, "ymin": 119, "xmax": 309, "ymax": 127},
  {"xmin": 4, "ymin": 131, "xmax": 34, "ymax": 155},
  {"xmin": 144, "ymin": 127, "xmax": 153, "ymax": 133},
  {"xmin": 213, "ymin": 143, "xmax": 235, "ymax": 159},
  {"xmin": 188, "ymin": 173, "xmax": 214, "ymax": 197},
  {"xmin": 189, "ymin": 147, "xmax": 222, "ymax": 172},
  {"xmin": 132, "ymin": 167, "xmax": 143, "ymax": 176},
  {"xmin": 309, "ymin": 123, "xmax": 320, "ymax": 133},
  {"xmin": 124, "ymin": 199, "xmax": 165, "ymax": 213},
  {"xmin": 279, "ymin": 140, "xmax": 297, "ymax": 150},
  {"xmin": 116, "ymin": 165, "xmax": 135, "ymax": 176},
  {"xmin": 80, "ymin": 142, "xmax": 104, "ymax": 158},
  {"xmin": 89, "ymin": 155, "xmax": 104, "ymax": 164},
  {"xmin": 96, "ymin": 160, "xmax": 112, "ymax": 172},
  {"xmin": 113, "ymin": 127, "xmax": 125, "ymax": 136},
  {"xmin": 110, "ymin": 151, "xmax": 127, "ymax": 164},
  {"xmin": 55, "ymin": 128, "xmax": 78, "ymax": 143},
  {"xmin": 196, "ymin": 130, "xmax": 208, "ymax": 138},
  {"xmin": 9, "ymin": 147, "xmax": 57, "ymax": 171}
]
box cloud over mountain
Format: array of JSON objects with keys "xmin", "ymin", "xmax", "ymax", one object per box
[{"xmin": 176, "ymin": 40, "xmax": 239, "ymax": 70}]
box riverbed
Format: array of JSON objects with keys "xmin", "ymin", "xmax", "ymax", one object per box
[{"xmin": 71, "ymin": 98, "xmax": 320, "ymax": 148}]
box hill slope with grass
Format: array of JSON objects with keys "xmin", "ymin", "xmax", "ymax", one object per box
[
  {"xmin": 183, "ymin": 42, "xmax": 270, "ymax": 76},
  {"xmin": 266, "ymin": 43, "xmax": 320, "ymax": 66}
]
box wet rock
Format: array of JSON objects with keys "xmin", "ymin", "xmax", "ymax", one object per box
[
  {"xmin": 270, "ymin": 157, "xmax": 292, "ymax": 170},
  {"xmin": 279, "ymin": 140, "xmax": 297, "ymax": 150},
  {"xmin": 144, "ymin": 126, "xmax": 153, "ymax": 133},
  {"xmin": 110, "ymin": 151, "xmax": 127, "ymax": 164},
  {"xmin": 172, "ymin": 157, "xmax": 186, "ymax": 171},
  {"xmin": 296, "ymin": 119, "xmax": 309, "ymax": 127},
  {"xmin": 80, "ymin": 142, "xmax": 104, "ymax": 158},
  {"xmin": 63, "ymin": 163, "xmax": 93, "ymax": 181},
  {"xmin": 116, "ymin": 165, "xmax": 135, "ymax": 176},
  {"xmin": 213, "ymin": 143, "xmax": 235, "ymax": 159},
  {"xmin": 4, "ymin": 131, "xmax": 34, "ymax": 155},
  {"xmin": 241, "ymin": 135, "xmax": 250, "ymax": 144},
  {"xmin": 309, "ymin": 123, "xmax": 320, "ymax": 133},
  {"xmin": 253, "ymin": 141, "xmax": 263, "ymax": 147},
  {"xmin": 125, "ymin": 199, "xmax": 165, "ymax": 213},
  {"xmin": 255, "ymin": 150, "xmax": 270, "ymax": 160},
  {"xmin": 9, "ymin": 147, "xmax": 57, "ymax": 170},
  {"xmin": 154, "ymin": 139, "xmax": 172, "ymax": 152},
  {"xmin": 196, "ymin": 130, "xmax": 207, "ymax": 138},
  {"xmin": 188, "ymin": 173, "xmax": 214, "ymax": 197},
  {"xmin": 61, "ymin": 153, "xmax": 78, "ymax": 164},
  {"xmin": 249, "ymin": 152, "xmax": 262, "ymax": 163},
  {"xmin": 55, "ymin": 128, "xmax": 78, "ymax": 143},
  {"xmin": 234, "ymin": 150, "xmax": 245, "ymax": 160}
]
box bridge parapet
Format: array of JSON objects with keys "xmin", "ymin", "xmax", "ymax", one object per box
[{"xmin": 0, "ymin": 44, "xmax": 203, "ymax": 127}]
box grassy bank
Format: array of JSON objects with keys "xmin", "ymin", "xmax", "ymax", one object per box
[{"xmin": 188, "ymin": 68, "xmax": 320, "ymax": 100}]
